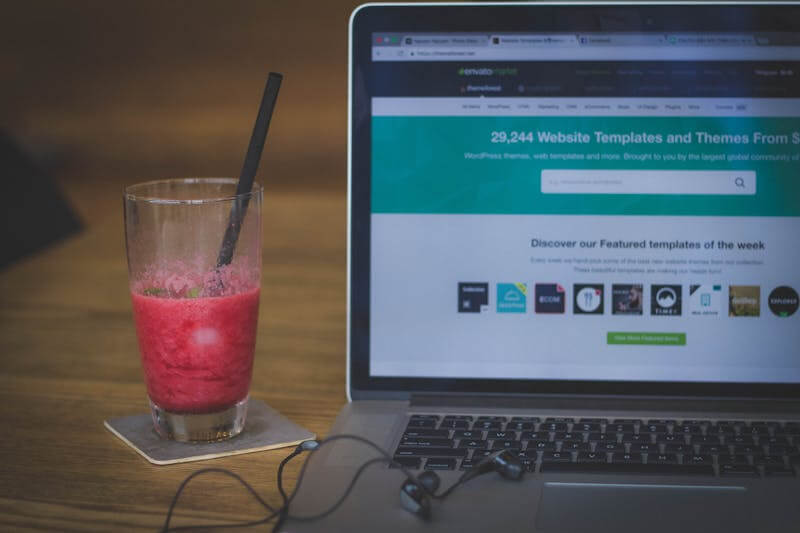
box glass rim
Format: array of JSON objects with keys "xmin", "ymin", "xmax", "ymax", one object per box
[{"xmin": 124, "ymin": 177, "xmax": 263, "ymax": 205}]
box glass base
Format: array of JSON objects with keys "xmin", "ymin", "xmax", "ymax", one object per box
[{"xmin": 149, "ymin": 396, "xmax": 248, "ymax": 442}]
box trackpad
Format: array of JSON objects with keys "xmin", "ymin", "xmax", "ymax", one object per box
[{"xmin": 536, "ymin": 482, "xmax": 751, "ymax": 533}]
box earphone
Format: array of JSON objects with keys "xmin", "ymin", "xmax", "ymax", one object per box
[
  {"xmin": 161, "ymin": 434, "xmax": 525, "ymax": 532},
  {"xmin": 398, "ymin": 449, "xmax": 524, "ymax": 520}
]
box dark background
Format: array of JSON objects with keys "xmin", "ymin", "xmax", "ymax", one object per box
[{"xmin": 1, "ymin": 0, "xmax": 365, "ymax": 235}]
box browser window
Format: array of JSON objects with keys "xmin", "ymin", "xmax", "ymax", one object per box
[{"xmin": 368, "ymin": 32, "xmax": 800, "ymax": 383}]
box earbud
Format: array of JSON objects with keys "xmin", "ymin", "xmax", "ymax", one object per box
[
  {"xmin": 399, "ymin": 477, "xmax": 432, "ymax": 520},
  {"xmin": 399, "ymin": 470, "xmax": 440, "ymax": 520},
  {"xmin": 296, "ymin": 440, "xmax": 320, "ymax": 452},
  {"xmin": 464, "ymin": 449, "xmax": 525, "ymax": 482},
  {"xmin": 416, "ymin": 470, "xmax": 441, "ymax": 493}
]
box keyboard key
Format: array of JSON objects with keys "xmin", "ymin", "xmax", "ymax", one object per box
[
  {"xmin": 407, "ymin": 419, "xmax": 437, "ymax": 429},
  {"xmin": 400, "ymin": 438, "xmax": 453, "ymax": 448},
  {"xmin": 707, "ymin": 425, "xmax": 736, "ymax": 436},
  {"xmin": 521, "ymin": 431, "xmax": 549, "ymax": 441},
  {"xmin": 529, "ymin": 441, "xmax": 557, "ymax": 451},
  {"xmin": 492, "ymin": 440, "xmax": 522, "ymax": 450},
  {"xmin": 755, "ymin": 455, "xmax": 785, "ymax": 466},
  {"xmin": 687, "ymin": 455, "xmax": 712, "ymax": 465},
  {"xmin": 477, "ymin": 416, "xmax": 507, "ymax": 422},
  {"xmin": 766, "ymin": 445, "xmax": 793, "ymax": 455},
  {"xmin": 403, "ymin": 428, "xmax": 451, "ymax": 438},
  {"xmin": 743, "ymin": 425, "xmax": 770, "ymax": 437},
  {"xmin": 473, "ymin": 420, "xmax": 503, "ymax": 430},
  {"xmin": 649, "ymin": 454, "xmax": 679, "ymax": 465},
  {"xmin": 443, "ymin": 415, "xmax": 473, "ymax": 420},
  {"xmin": 764, "ymin": 436, "xmax": 790, "ymax": 446},
  {"xmin": 410, "ymin": 414, "xmax": 440, "ymax": 420},
  {"xmin": 579, "ymin": 418, "xmax": 608, "ymax": 424},
  {"xmin": 391, "ymin": 456, "xmax": 421, "ymax": 469},
  {"xmin": 647, "ymin": 419, "xmax": 676, "ymax": 426},
  {"xmin": 545, "ymin": 417, "xmax": 574, "ymax": 423},
  {"xmin": 611, "ymin": 453, "xmax": 644, "ymax": 464},
  {"xmin": 657, "ymin": 434, "xmax": 686, "ymax": 444},
  {"xmin": 457, "ymin": 439, "xmax": 487, "ymax": 449},
  {"xmin": 698, "ymin": 444, "xmax": 727, "ymax": 455},
  {"xmin": 486, "ymin": 430, "xmax": 518, "ymax": 440},
  {"xmin": 665, "ymin": 444, "xmax": 692, "ymax": 454},
  {"xmin": 425, "ymin": 458, "xmax": 456, "ymax": 470},
  {"xmin": 459, "ymin": 458, "xmax": 478, "ymax": 470},
  {"xmin": 621, "ymin": 433, "xmax": 652, "ymax": 444},
  {"xmin": 439, "ymin": 419, "xmax": 469, "ymax": 429},
  {"xmin": 542, "ymin": 451, "xmax": 572, "ymax": 463},
  {"xmin": 597, "ymin": 442, "xmax": 623, "ymax": 453},
  {"xmin": 541, "ymin": 422, "xmax": 568, "ymax": 432},
  {"xmin": 720, "ymin": 464, "xmax": 758, "ymax": 477},
  {"xmin": 561, "ymin": 441, "xmax": 591, "ymax": 452},
  {"xmin": 631, "ymin": 443, "xmax": 657, "ymax": 453},
  {"xmin": 690, "ymin": 435, "xmax": 720, "ymax": 445},
  {"xmin": 395, "ymin": 447, "xmax": 467, "ymax": 458},
  {"xmin": 613, "ymin": 419, "xmax": 641, "ymax": 424},
  {"xmin": 574, "ymin": 423, "xmax": 602, "ymax": 433},
  {"xmin": 643, "ymin": 424, "xmax": 668, "ymax": 434},
  {"xmin": 510, "ymin": 416, "xmax": 540, "ymax": 423},
  {"xmin": 506, "ymin": 421, "xmax": 535, "ymax": 431},
  {"xmin": 453, "ymin": 430, "xmax": 482, "ymax": 439},
  {"xmin": 718, "ymin": 454, "xmax": 749, "ymax": 465},
  {"xmin": 608, "ymin": 423, "xmax": 636, "ymax": 434},
  {"xmin": 540, "ymin": 462, "xmax": 713, "ymax": 475},
  {"xmin": 681, "ymin": 420, "xmax": 710, "ymax": 426},
  {"xmin": 588, "ymin": 433, "xmax": 617, "ymax": 443},
  {"xmin": 674, "ymin": 424, "xmax": 703, "ymax": 435},
  {"xmin": 750, "ymin": 421, "xmax": 780, "ymax": 428},
  {"xmin": 732, "ymin": 445, "xmax": 764, "ymax": 456},
  {"xmin": 729, "ymin": 436, "xmax": 756, "ymax": 446},
  {"xmin": 577, "ymin": 452, "xmax": 607, "ymax": 464},
  {"xmin": 783, "ymin": 422, "xmax": 800, "ymax": 435},
  {"xmin": 553, "ymin": 432, "xmax": 582, "ymax": 443}
]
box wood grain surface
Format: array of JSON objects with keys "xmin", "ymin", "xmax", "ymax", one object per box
[{"xmin": 0, "ymin": 1, "xmax": 363, "ymax": 530}]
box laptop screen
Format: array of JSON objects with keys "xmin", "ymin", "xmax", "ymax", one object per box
[{"xmin": 350, "ymin": 4, "xmax": 800, "ymax": 397}]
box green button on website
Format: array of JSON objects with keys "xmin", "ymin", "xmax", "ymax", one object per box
[{"xmin": 607, "ymin": 332, "xmax": 686, "ymax": 346}]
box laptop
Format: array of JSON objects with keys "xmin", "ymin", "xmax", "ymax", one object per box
[{"xmin": 285, "ymin": 3, "xmax": 800, "ymax": 531}]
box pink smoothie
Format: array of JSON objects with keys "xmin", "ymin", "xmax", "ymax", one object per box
[{"xmin": 131, "ymin": 287, "xmax": 260, "ymax": 413}]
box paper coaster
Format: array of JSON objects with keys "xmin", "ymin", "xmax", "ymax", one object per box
[{"xmin": 104, "ymin": 399, "xmax": 315, "ymax": 465}]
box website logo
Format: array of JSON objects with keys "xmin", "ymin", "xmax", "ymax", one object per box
[
  {"xmin": 651, "ymin": 285, "xmax": 682, "ymax": 316},
  {"xmin": 458, "ymin": 282, "xmax": 489, "ymax": 313},
  {"xmin": 689, "ymin": 284, "xmax": 722, "ymax": 317},
  {"xmin": 729, "ymin": 285, "xmax": 760, "ymax": 317},
  {"xmin": 574, "ymin": 284, "xmax": 603, "ymax": 314},
  {"xmin": 612, "ymin": 284, "xmax": 643, "ymax": 315},
  {"xmin": 457, "ymin": 67, "xmax": 518, "ymax": 76},
  {"xmin": 497, "ymin": 283, "xmax": 527, "ymax": 313},
  {"xmin": 768, "ymin": 286, "xmax": 799, "ymax": 317},
  {"xmin": 535, "ymin": 283, "xmax": 565, "ymax": 314}
]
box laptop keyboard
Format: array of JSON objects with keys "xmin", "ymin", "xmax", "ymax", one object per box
[{"xmin": 392, "ymin": 415, "xmax": 800, "ymax": 477}]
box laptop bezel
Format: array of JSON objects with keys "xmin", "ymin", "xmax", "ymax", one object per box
[{"xmin": 347, "ymin": 1, "xmax": 800, "ymax": 401}]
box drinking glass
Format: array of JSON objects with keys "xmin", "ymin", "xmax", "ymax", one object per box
[{"xmin": 124, "ymin": 178, "xmax": 262, "ymax": 441}]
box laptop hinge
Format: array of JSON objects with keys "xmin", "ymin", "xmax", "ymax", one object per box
[{"xmin": 409, "ymin": 393, "xmax": 800, "ymax": 415}]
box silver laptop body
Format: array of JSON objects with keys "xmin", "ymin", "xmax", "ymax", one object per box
[{"xmin": 285, "ymin": 3, "xmax": 800, "ymax": 531}]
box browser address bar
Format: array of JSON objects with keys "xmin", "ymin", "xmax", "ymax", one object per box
[{"xmin": 541, "ymin": 170, "xmax": 756, "ymax": 195}]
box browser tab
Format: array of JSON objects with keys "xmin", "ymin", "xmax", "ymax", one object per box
[
  {"xmin": 403, "ymin": 35, "xmax": 489, "ymax": 47},
  {"xmin": 490, "ymin": 34, "xmax": 578, "ymax": 47}
]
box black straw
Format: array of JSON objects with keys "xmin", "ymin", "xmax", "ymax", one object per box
[{"xmin": 216, "ymin": 72, "xmax": 283, "ymax": 268}]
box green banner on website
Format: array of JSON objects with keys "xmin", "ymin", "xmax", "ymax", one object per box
[{"xmin": 372, "ymin": 116, "xmax": 800, "ymax": 215}]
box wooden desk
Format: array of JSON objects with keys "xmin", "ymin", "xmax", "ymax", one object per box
[{"xmin": 0, "ymin": 189, "xmax": 347, "ymax": 531}]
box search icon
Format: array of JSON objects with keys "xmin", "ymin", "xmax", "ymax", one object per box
[{"xmin": 735, "ymin": 177, "xmax": 746, "ymax": 188}]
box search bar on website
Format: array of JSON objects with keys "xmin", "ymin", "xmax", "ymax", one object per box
[{"xmin": 541, "ymin": 169, "xmax": 756, "ymax": 195}]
